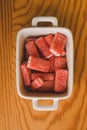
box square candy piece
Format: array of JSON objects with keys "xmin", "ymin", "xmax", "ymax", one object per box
[
  {"xmin": 50, "ymin": 33, "xmax": 67, "ymax": 56},
  {"xmin": 45, "ymin": 34, "xmax": 54, "ymax": 46},
  {"xmin": 54, "ymin": 57, "xmax": 67, "ymax": 70},
  {"xmin": 35, "ymin": 37, "xmax": 53, "ymax": 58},
  {"xmin": 31, "ymin": 72, "xmax": 54, "ymax": 81},
  {"xmin": 54, "ymin": 70, "xmax": 68, "ymax": 92},
  {"xmin": 25, "ymin": 38, "xmax": 37, "ymax": 60},
  {"xmin": 31, "ymin": 77, "xmax": 44, "ymax": 89},
  {"xmin": 20, "ymin": 62, "xmax": 31, "ymax": 86},
  {"xmin": 25, "ymin": 41, "xmax": 39, "ymax": 57},
  {"xmin": 27, "ymin": 56, "xmax": 50, "ymax": 72}
]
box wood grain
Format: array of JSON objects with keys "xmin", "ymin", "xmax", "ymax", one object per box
[{"xmin": 0, "ymin": 0, "xmax": 87, "ymax": 130}]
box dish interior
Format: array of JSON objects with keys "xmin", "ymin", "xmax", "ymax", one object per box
[{"xmin": 16, "ymin": 27, "xmax": 73, "ymax": 99}]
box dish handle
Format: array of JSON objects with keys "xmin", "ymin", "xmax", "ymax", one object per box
[
  {"xmin": 32, "ymin": 99, "xmax": 58, "ymax": 111},
  {"xmin": 32, "ymin": 16, "xmax": 58, "ymax": 27}
]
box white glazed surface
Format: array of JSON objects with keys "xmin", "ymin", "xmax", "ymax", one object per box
[{"xmin": 16, "ymin": 17, "xmax": 74, "ymax": 111}]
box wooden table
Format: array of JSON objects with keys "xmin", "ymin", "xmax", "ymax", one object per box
[{"xmin": 0, "ymin": 0, "xmax": 87, "ymax": 130}]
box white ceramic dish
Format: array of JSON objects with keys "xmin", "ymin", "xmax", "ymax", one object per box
[{"xmin": 16, "ymin": 16, "xmax": 74, "ymax": 111}]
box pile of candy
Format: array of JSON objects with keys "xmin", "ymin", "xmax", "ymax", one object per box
[{"xmin": 20, "ymin": 33, "xmax": 68, "ymax": 93}]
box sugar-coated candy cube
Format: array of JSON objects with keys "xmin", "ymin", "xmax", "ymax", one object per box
[
  {"xmin": 54, "ymin": 70, "xmax": 68, "ymax": 92},
  {"xmin": 45, "ymin": 34, "xmax": 54, "ymax": 46},
  {"xmin": 20, "ymin": 62, "xmax": 31, "ymax": 86},
  {"xmin": 25, "ymin": 41, "xmax": 39, "ymax": 58},
  {"xmin": 50, "ymin": 33, "xmax": 67, "ymax": 56},
  {"xmin": 54, "ymin": 57, "xmax": 67, "ymax": 70},
  {"xmin": 27, "ymin": 56, "xmax": 50, "ymax": 72},
  {"xmin": 35, "ymin": 37, "xmax": 53, "ymax": 58}
]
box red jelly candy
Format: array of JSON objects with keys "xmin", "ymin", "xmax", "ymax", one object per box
[
  {"xmin": 20, "ymin": 62, "xmax": 31, "ymax": 86},
  {"xmin": 35, "ymin": 37, "xmax": 53, "ymax": 58},
  {"xmin": 50, "ymin": 33, "xmax": 67, "ymax": 56},
  {"xmin": 54, "ymin": 57, "xmax": 67, "ymax": 70},
  {"xmin": 54, "ymin": 70, "xmax": 68, "ymax": 92},
  {"xmin": 45, "ymin": 34, "xmax": 54, "ymax": 46},
  {"xmin": 27, "ymin": 56, "xmax": 50, "ymax": 72},
  {"xmin": 25, "ymin": 41, "xmax": 39, "ymax": 57}
]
